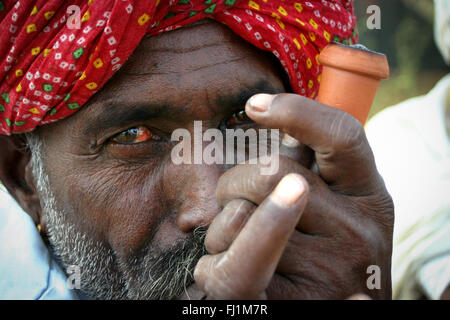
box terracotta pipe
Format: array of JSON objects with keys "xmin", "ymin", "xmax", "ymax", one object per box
[
  {"xmin": 281, "ymin": 43, "xmax": 389, "ymax": 162},
  {"xmin": 317, "ymin": 42, "xmax": 390, "ymax": 125}
]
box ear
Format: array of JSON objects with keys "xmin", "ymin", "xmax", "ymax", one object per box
[{"xmin": 0, "ymin": 134, "xmax": 42, "ymax": 227}]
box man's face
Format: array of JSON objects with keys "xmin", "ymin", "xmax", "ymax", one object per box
[{"xmin": 33, "ymin": 20, "xmax": 287, "ymax": 299}]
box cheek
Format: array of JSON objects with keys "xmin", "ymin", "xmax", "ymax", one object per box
[
  {"xmin": 106, "ymin": 183, "xmax": 168, "ymax": 257},
  {"xmin": 50, "ymin": 161, "xmax": 170, "ymax": 257}
]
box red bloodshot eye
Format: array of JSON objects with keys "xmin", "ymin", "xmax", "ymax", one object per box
[{"xmin": 134, "ymin": 126, "xmax": 153, "ymax": 143}]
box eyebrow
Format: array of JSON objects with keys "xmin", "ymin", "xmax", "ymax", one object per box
[
  {"xmin": 82, "ymin": 102, "xmax": 171, "ymax": 136},
  {"xmin": 82, "ymin": 80, "xmax": 282, "ymax": 137}
]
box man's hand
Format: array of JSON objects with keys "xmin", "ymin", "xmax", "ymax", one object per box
[{"xmin": 193, "ymin": 93, "xmax": 394, "ymax": 299}]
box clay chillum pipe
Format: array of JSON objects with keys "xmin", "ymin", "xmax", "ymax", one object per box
[
  {"xmin": 281, "ymin": 42, "xmax": 390, "ymax": 161},
  {"xmin": 317, "ymin": 42, "xmax": 390, "ymax": 124}
]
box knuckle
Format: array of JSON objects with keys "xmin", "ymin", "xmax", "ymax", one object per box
[
  {"xmin": 351, "ymin": 218, "xmax": 390, "ymax": 268},
  {"xmin": 337, "ymin": 193, "xmax": 394, "ymax": 276},
  {"xmin": 355, "ymin": 189, "xmax": 395, "ymax": 233},
  {"xmin": 216, "ymin": 170, "xmax": 244, "ymax": 206},
  {"xmin": 330, "ymin": 112, "xmax": 366, "ymax": 151},
  {"xmin": 201, "ymin": 254, "xmax": 251, "ymax": 299},
  {"xmin": 336, "ymin": 210, "xmax": 380, "ymax": 267},
  {"xmin": 357, "ymin": 226, "xmax": 381, "ymax": 261},
  {"xmin": 217, "ymin": 156, "xmax": 303, "ymax": 205},
  {"xmin": 224, "ymin": 200, "xmax": 253, "ymax": 229},
  {"xmin": 254, "ymin": 166, "xmax": 281, "ymax": 193}
]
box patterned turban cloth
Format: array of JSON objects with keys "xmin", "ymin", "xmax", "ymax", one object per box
[{"xmin": 0, "ymin": 0, "xmax": 357, "ymax": 135}]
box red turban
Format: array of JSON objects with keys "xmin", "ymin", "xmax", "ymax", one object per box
[{"xmin": 0, "ymin": 0, "xmax": 356, "ymax": 135}]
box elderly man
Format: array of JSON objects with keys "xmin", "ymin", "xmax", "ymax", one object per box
[{"xmin": 0, "ymin": 0, "xmax": 393, "ymax": 300}]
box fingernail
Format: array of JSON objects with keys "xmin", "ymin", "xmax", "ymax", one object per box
[
  {"xmin": 247, "ymin": 94, "xmax": 273, "ymax": 113},
  {"xmin": 281, "ymin": 133, "xmax": 301, "ymax": 148},
  {"xmin": 271, "ymin": 173, "xmax": 305, "ymax": 207}
]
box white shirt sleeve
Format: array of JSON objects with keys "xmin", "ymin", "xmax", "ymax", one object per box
[
  {"xmin": 0, "ymin": 186, "xmax": 79, "ymax": 300},
  {"xmin": 417, "ymin": 253, "xmax": 450, "ymax": 300}
]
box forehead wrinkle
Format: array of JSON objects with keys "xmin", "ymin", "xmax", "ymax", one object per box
[
  {"xmin": 121, "ymin": 55, "xmax": 249, "ymax": 76},
  {"xmin": 123, "ymin": 41, "xmax": 253, "ymax": 76},
  {"xmin": 123, "ymin": 20, "xmax": 258, "ymax": 76}
]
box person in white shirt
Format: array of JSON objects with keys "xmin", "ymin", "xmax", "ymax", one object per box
[{"xmin": 365, "ymin": 0, "xmax": 450, "ymax": 300}]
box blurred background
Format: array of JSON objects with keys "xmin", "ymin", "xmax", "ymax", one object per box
[{"xmin": 355, "ymin": 0, "xmax": 450, "ymax": 118}]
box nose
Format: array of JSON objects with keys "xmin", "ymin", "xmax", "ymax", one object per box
[{"xmin": 170, "ymin": 162, "xmax": 224, "ymax": 233}]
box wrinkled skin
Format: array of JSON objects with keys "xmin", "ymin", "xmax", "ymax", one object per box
[{"xmin": 0, "ymin": 20, "xmax": 394, "ymax": 299}]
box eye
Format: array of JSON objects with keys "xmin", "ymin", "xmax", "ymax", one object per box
[
  {"xmin": 110, "ymin": 126, "xmax": 159, "ymax": 144},
  {"xmin": 226, "ymin": 110, "xmax": 252, "ymax": 127}
]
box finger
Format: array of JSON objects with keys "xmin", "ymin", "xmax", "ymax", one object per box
[
  {"xmin": 195, "ymin": 173, "xmax": 309, "ymax": 299},
  {"xmin": 245, "ymin": 93, "xmax": 382, "ymax": 194},
  {"xmin": 274, "ymin": 220, "xmax": 387, "ymax": 299},
  {"xmin": 194, "ymin": 253, "xmax": 267, "ymax": 300},
  {"xmin": 216, "ymin": 156, "xmax": 322, "ymax": 206},
  {"xmin": 205, "ymin": 199, "xmax": 256, "ymax": 254},
  {"xmin": 216, "ymin": 155, "xmax": 338, "ymax": 235}
]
